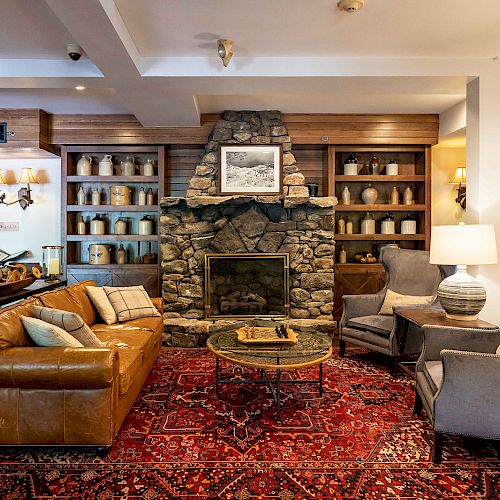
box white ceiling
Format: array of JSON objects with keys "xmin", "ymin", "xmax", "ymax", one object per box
[{"xmin": 0, "ymin": 0, "xmax": 497, "ymax": 128}]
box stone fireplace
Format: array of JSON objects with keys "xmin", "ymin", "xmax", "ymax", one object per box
[{"xmin": 160, "ymin": 110, "xmax": 337, "ymax": 347}]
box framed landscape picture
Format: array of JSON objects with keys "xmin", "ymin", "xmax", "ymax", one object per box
[{"xmin": 219, "ymin": 144, "xmax": 283, "ymax": 195}]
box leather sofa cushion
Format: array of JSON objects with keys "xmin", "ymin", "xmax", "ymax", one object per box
[
  {"xmin": 346, "ymin": 315, "xmax": 394, "ymax": 338},
  {"xmin": 93, "ymin": 328, "xmax": 158, "ymax": 358},
  {"xmin": 36, "ymin": 281, "xmax": 97, "ymax": 327},
  {"xmin": 116, "ymin": 347, "xmax": 142, "ymax": 394},
  {"xmin": 423, "ymin": 361, "xmax": 443, "ymax": 393},
  {"xmin": 0, "ymin": 298, "xmax": 41, "ymax": 349}
]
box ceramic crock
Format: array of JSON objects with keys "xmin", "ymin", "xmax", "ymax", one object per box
[
  {"xmin": 98, "ymin": 154, "xmax": 114, "ymax": 176},
  {"xmin": 110, "ymin": 185, "xmax": 131, "ymax": 206},
  {"xmin": 76, "ymin": 155, "xmax": 92, "ymax": 176},
  {"xmin": 89, "ymin": 244, "xmax": 111, "ymax": 265}
]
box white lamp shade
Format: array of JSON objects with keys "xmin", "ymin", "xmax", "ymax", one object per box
[
  {"xmin": 430, "ymin": 224, "xmax": 498, "ymax": 266},
  {"xmin": 450, "ymin": 167, "xmax": 466, "ymax": 185}
]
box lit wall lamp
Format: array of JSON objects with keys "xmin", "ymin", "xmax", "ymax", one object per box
[
  {"xmin": 0, "ymin": 167, "xmax": 38, "ymax": 210},
  {"xmin": 450, "ymin": 166, "xmax": 466, "ymax": 209}
]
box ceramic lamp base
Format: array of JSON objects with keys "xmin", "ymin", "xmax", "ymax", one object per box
[{"xmin": 437, "ymin": 266, "xmax": 486, "ymax": 321}]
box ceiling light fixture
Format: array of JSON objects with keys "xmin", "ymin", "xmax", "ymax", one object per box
[
  {"xmin": 337, "ymin": 0, "xmax": 364, "ymax": 13},
  {"xmin": 75, "ymin": 85, "xmax": 85, "ymax": 91},
  {"xmin": 217, "ymin": 39, "xmax": 233, "ymax": 67}
]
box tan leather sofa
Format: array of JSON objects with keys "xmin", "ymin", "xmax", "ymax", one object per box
[{"xmin": 0, "ymin": 280, "xmax": 163, "ymax": 447}]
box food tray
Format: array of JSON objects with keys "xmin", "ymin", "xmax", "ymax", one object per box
[
  {"xmin": 0, "ymin": 276, "xmax": 36, "ymax": 296},
  {"xmin": 236, "ymin": 326, "xmax": 298, "ymax": 345}
]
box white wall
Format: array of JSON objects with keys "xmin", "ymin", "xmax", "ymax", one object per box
[
  {"xmin": 431, "ymin": 146, "xmax": 466, "ymax": 226},
  {"xmin": 0, "ymin": 158, "xmax": 61, "ymax": 263},
  {"xmin": 467, "ymin": 70, "xmax": 500, "ymax": 324}
]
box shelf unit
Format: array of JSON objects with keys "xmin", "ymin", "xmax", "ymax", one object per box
[
  {"xmin": 331, "ymin": 145, "xmax": 431, "ymax": 264},
  {"xmin": 61, "ymin": 145, "xmax": 165, "ymax": 296}
]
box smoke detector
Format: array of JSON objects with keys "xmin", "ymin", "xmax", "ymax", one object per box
[{"xmin": 337, "ymin": 0, "xmax": 364, "ymax": 13}]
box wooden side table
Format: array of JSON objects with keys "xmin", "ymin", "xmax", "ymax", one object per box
[
  {"xmin": 0, "ymin": 279, "xmax": 67, "ymax": 307},
  {"xmin": 394, "ymin": 307, "xmax": 498, "ymax": 377}
]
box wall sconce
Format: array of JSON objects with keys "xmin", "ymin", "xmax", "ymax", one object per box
[
  {"xmin": 0, "ymin": 167, "xmax": 38, "ymax": 210},
  {"xmin": 449, "ymin": 166, "xmax": 466, "ymax": 209},
  {"xmin": 217, "ymin": 38, "xmax": 233, "ymax": 67}
]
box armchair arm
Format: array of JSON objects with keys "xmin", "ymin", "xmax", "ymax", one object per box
[
  {"xmin": 434, "ymin": 350, "xmax": 500, "ymax": 436},
  {"xmin": 151, "ymin": 297, "xmax": 163, "ymax": 314},
  {"xmin": 0, "ymin": 347, "xmax": 118, "ymax": 390},
  {"xmin": 416, "ymin": 325, "xmax": 500, "ymax": 371},
  {"xmin": 340, "ymin": 292, "xmax": 385, "ymax": 327}
]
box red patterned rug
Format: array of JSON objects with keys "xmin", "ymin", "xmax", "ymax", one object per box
[{"xmin": 1, "ymin": 348, "xmax": 499, "ymax": 499}]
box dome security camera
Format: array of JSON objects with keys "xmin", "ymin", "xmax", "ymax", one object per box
[
  {"xmin": 337, "ymin": 0, "xmax": 364, "ymax": 13},
  {"xmin": 67, "ymin": 43, "xmax": 83, "ymax": 61}
]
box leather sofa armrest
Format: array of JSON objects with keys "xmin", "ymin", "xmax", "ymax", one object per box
[
  {"xmin": 0, "ymin": 347, "xmax": 118, "ymax": 390},
  {"xmin": 151, "ymin": 297, "xmax": 163, "ymax": 314}
]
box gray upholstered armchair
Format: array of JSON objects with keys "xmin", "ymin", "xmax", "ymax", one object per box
[
  {"xmin": 414, "ymin": 324, "xmax": 500, "ymax": 463},
  {"xmin": 339, "ymin": 246, "xmax": 448, "ymax": 371}
]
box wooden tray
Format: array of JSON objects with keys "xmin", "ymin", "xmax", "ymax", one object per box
[
  {"xmin": 236, "ymin": 326, "xmax": 298, "ymax": 345},
  {"xmin": 0, "ymin": 277, "xmax": 36, "ymax": 296}
]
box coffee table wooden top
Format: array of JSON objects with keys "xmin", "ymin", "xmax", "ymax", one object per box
[
  {"xmin": 207, "ymin": 330, "xmax": 333, "ymax": 370},
  {"xmin": 394, "ymin": 307, "xmax": 498, "ymax": 330}
]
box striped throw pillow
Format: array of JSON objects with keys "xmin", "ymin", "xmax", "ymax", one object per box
[
  {"xmin": 21, "ymin": 316, "xmax": 84, "ymax": 348},
  {"xmin": 32, "ymin": 305, "xmax": 103, "ymax": 348},
  {"xmin": 103, "ymin": 285, "xmax": 161, "ymax": 322}
]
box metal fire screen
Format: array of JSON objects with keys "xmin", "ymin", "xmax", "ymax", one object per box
[{"xmin": 204, "ymin": 253, "xmax": 290, "ymax": 319}]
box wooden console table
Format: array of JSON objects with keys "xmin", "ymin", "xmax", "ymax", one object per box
[
  {"xmin": 0, "ymin": 279, "xmax": 67, "ymax": 307},
  {"xmin": 394, "ymin": 307, "xmax": 498, "ymax": 376}
]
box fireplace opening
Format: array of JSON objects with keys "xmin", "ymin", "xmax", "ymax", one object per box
[{"xmin": 204, "ymin": 253, "xmax": 290, "ymax": 319}]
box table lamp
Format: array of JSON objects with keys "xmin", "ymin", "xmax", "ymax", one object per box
[{"xmin": 429, "ymin": 223, "xmax": 498, "ymax": 320}]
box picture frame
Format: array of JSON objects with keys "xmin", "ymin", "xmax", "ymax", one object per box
[{"xmin": 218, "ymin": 144, "xmax": 283, "ymax": 195}]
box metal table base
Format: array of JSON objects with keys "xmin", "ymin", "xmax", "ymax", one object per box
[{"xmin": 215, "ymin": 357, "xmax": 324, "ymax": 422}]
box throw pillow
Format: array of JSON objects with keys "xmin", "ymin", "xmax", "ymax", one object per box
[
  {"xmin": 32, "ymin": 305, "xmax": 103, "ymax": 348},
  {"xmin": 103, "ymin": 285, "xmax": 161, "ymax": 322},
  {"xmin": 378, "ymin": 289, "xmax": 435, "ymax": 316},
  {"xmin": 86, "ymin": 286, "xmax": 118, "ymax": 325},
  {"xmin": 21, "ymin": 316, "xmax": 84, "ymax": 348}
]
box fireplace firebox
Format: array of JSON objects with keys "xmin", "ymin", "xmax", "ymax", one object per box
[{"xmin": 204, "ymin": 253, "xmax": 290, "ymax": 319}]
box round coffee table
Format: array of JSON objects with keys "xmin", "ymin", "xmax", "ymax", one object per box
[{"xmin": 207, "ymin": 330, "xmax": 333, "ymax": 422}]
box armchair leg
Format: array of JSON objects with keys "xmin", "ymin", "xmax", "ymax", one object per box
[
  {"xmin": 390, "ymin": 355, "xmax": 400, "ymax": 375},
  {"xmin": 432, "ymin": 432, "xmax": 444, "ymax": 464},
  {"xmin": 413, "ymin": 390, "xmax": 423, "ymax": 415},
  {"xmin": 339, "ymin": 339, "xmax": 346, "ymax": 357}
]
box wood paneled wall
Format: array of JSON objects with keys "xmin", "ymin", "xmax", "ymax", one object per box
[
  {"xmin": 0, "ymin": 109, "xmax": 59, "ymax": 157},
  {"xmin": 49, "ymin": 113, "xmax": 439, "ymax": 146}
]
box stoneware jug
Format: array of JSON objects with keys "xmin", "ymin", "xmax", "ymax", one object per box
[
  {"xmin": 121, "ymin": 156, "xmax": 136, "ymax": 176},
  {"xmin": 89, "ymin": 244, "xmax": 111, "ymax": 265},
  {"xmin": 76, "ymin": 155, "xmax": 92, "ymax": 176},
  {"xmin": 138, "ymin": 215, "xmax": 154, "ymax": 236},
  {"xmin": 361, "ymin": 184, "xmax": 378, "ymax": 204},
  {"xmin": 114, "ymin": 218, "xmax": 127, "ymax": 235},
  {"xmin": 90, "ymin": 214, "xmax": 105, "ymax": 235},
  {"xmin": 143, "ymin": 159, "xmax": 155, "ymax": 176},
  {"xmin": 99, "ymin": 154, "xmax": 113, "ymax": 176}
]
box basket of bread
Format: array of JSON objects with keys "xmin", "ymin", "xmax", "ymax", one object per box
[{"xmin": 0, "ymin": 263, "xmax": 40, "ymax": 295}]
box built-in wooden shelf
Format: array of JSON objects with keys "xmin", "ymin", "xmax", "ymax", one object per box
[
  {"xmin": 335, "ymin": 175, "xmax": 426, "ymax": 182},
  {"xmin": 67, "ymin": 205, "xmax": 157, "ymax": 212},
  {"xmin": 335, "ymin": 204, "xmax": 426, "ymax": 212},
  {"xmin": 66, "ymin": 264, "xmax": 158, "ymax": 269},
  {"xmin": 335, "ymin": 234, "xmax": 425, "ymax": 241},
  {"xmin": 67, "ymin": 235, "xmax": 157, "ymax": 242},
  {"xmin": 67, "ymin": 176, "xmax": 159, "ymax": 183}
]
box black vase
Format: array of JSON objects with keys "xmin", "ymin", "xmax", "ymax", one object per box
[{"xmin": 307, "ymin": 183, "xmax": 319, "ymax": 197}]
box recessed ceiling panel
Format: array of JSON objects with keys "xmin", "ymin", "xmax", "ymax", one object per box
[
  {"xmin": 115, "ymin": 0, "xmax": 500, "ymax": 58},
  {"xmin": 0, "ymin": 0, "xmax": 77, "ymax": 58}
]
